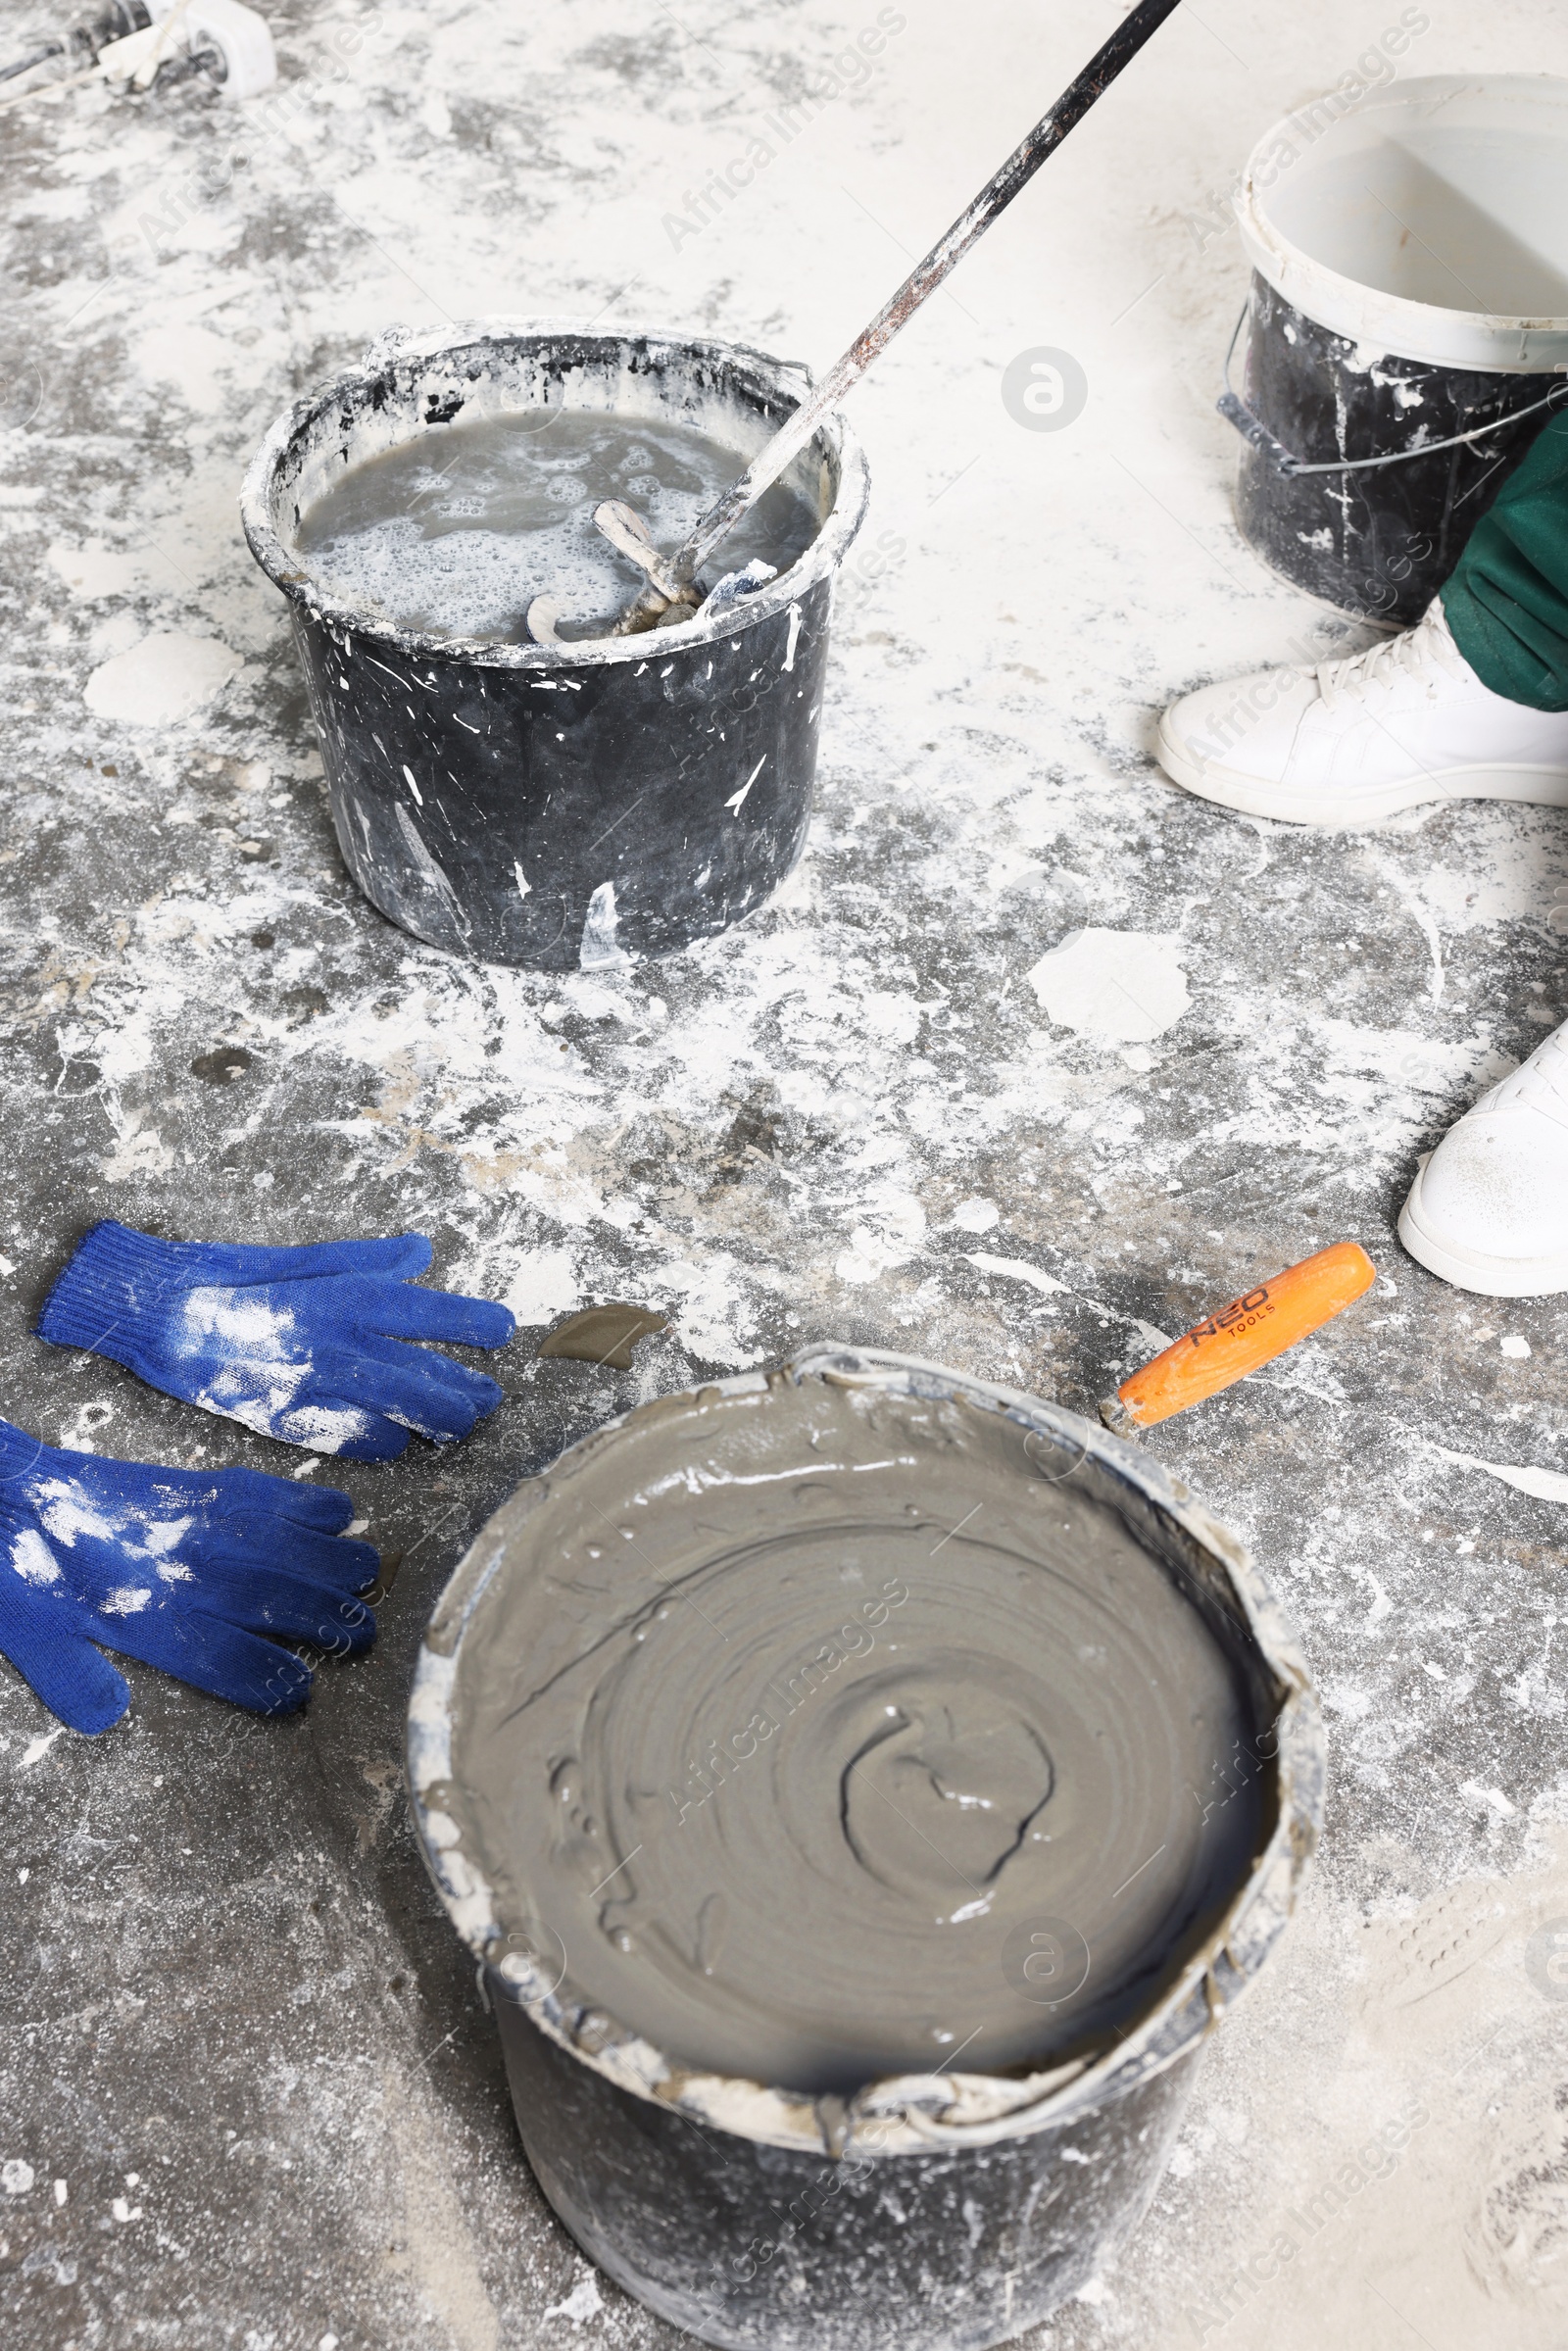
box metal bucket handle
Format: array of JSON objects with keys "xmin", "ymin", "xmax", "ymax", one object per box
[{"xmin": 1217, "ymin": 302, "xmax": 1568, "ymax": 478}]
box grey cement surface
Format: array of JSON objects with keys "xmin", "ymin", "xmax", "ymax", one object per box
[{"xmin": 2, "ymin": 2, "xmax": 1567, "ymax": 2347}]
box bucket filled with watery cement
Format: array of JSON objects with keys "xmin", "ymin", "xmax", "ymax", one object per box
[
  {"xmin": 240, "ymin": 320, "xmax": 867, "ymax": 970},
  {"xmin": 1225, "ymin": 73, "xmax": 1568, "ymax": 625},
  {"xmin": 408, "ymin": 1346, "xmax": 1323, "ymax": 2351}
]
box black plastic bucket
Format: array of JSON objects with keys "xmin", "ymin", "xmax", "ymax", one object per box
[
  {"xmin": 487, "ymin": 1991, "xmax": 1197, "ymax": 2351},
  {"xmin": 1220, "ymin": 75, "xmax": 1568, "ymax": 625},
  {"xmin": 240, "ymin": 321, "xmax": 867, "ymax": 970},
  {"xmin": 407, "ymin": 1347, "xmax": 1324, "ymax": 2351}
]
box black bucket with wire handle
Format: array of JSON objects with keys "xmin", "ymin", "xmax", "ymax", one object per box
[
  {"xmin": 240, "ymin": 320, "xmax": 868, "ymax": 970},
  {"xmin": 1218, "ymin": 74, "xmax": 1568, "ymax": 626}
]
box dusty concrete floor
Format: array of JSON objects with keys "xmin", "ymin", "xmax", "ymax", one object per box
[{"xmin": 2, "ymin": 1, "xmax": 1567, "ymax": 2345}]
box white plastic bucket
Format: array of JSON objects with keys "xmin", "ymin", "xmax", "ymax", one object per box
[
  {"xmin": 1237, "ymin": 73, "xmax": 1568, "ymax": 371},
  {"xmin": 1224, "ymin": 74, "xmax": 1568, "ymax": 618}
]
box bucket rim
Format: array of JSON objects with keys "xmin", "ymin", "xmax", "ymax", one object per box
[
  {"xmin": 238, "ymin": 317, "xmax": 870, "ymax": 668},
  {"xmin": 406, "ymin": 1344, "xmax": 1325, "ymax": 2159},
  {"xmin": 1236, "ymin": 73, "xmax": 1568, "ymax": 373}
]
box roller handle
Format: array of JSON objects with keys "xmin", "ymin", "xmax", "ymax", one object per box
[{"xmin": 1101, "ymin": 1242, "xmax": 1377, "ymax": 1434}]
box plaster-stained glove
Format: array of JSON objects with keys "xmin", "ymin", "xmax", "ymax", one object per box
[
  {"xmin": 37, "ymin": 1225, "xmax": 514, "ymax": 1464},
  {"xmin": 0, "ymin": 1417, "xmax": 379, "ymax": 1735}
]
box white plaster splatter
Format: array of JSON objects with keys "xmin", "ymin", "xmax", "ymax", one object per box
[
  {"xmin": 964, "ymin": 1251, "xmax": 1068, "ymax": 1299},
  {"xmin": 580, "ymin": 881, "xmax": 629, "ymax": 972},
  {"xmin": 82, "ymin": 632, "xmax": 238, "ymax": 726},
  {"xmin": 725, "ymin": 754, "xmax": 766, "ymax": 812},
  {"xmin": 100, "ymin": 1586, "xmax": 153, "ymax": 1615},
  {"xmin": 951, "ymin": 1199, "xmax": 999, "ymax": 1233},
  {"xmin": 101, "ymin": 1125, "xmax": 175, "ymax": 1183},
  {"xmin": 32, "ymin": 1483, "xmax": 119, "ymax": 1546},
  {"xmin": 1026, "ymin": 930, "xmax": 1190, "ymax": 1045},
  {"xmin": 1459, "ymin": 1779, "xmax": 1516, "ymax": 1820},
  {"xmin": 394, "ymin": 804, "xmax": 468, "ymax": 935},
  {"xmin": 46, "ymin": 540, "xmax": 154, "ymax": 601},
  {"xmin": 72, "ymin": 1007, "xmax": 163, "ymax": 1088},
  {"xmin": 1427, "ymin": 1441, "xmax": 1568, "ymax": 1503},
  {"xmin": 11, "ymin": 1528, "xmax": 61, "ymax": 1586},
  {"xmin": 181, "ymin": 1290, "xmax": 299, "ymax": 1352},
  {"xmin": 504, "ymin": 1248, "xmax": 581, "ymax": 1324},
  {"xmin": 139, "ymin": 1517, "xmax": 192, "ymax": 1558},
  {"xmin": 543, "ymin": 2272, "xmax": 603, "ymax": 2327},
  {"xmin": 835, "ymin": 1193, "xmax": 926, "ymax": 1285},
  {"xmin": 966, "ymin": 1252, "xmax": 1173, "ymax": 1354},
  {"xmin": 648, "ymin": 1254, "xmax": 756, "ymax": 1365},
  {"xmin": 130, "ymin": 323, "xmax": 235, "ymax": 416},
  {"xmin": 1367, "ymin": 850, "xmax": 1444, "ymax": 1004}
]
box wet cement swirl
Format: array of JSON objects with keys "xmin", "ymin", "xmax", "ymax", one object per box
[{"xmin": 447, "ymin": 1374, "xmax": 1273, "ymax": 2094}]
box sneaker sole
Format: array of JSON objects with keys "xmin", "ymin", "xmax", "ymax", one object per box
[
  {"xmin": 1155, "ymin": 717, "xmax": 1568, "ymax": 829},
  {"xmin": 1398, "ymin": 1159, "xmax": 1568, "ymax": 1297}
]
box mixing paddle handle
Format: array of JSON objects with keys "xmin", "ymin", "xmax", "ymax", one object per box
[{"xmin": 669, "ymin": 0, "xmax": 1187, "ymax": 585}]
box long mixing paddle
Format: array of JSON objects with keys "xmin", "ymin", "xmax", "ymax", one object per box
[{"xmin": 536, "ymin": 0, "xmax": 1186, "ymax": 643}]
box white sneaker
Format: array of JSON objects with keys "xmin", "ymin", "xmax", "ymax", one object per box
[
  {"xmin": 1156, "ymin": 598, "xmax": 1568, "ymax": 827},
  {"xmin": 1399, "ymin": 1017, "xmax": 1568, "ymax": 1295}
]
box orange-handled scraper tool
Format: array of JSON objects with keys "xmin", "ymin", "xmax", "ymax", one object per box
[{"xmin": 1100, "ymin": 1241, "xmax": 1377, "ymax": 1434}]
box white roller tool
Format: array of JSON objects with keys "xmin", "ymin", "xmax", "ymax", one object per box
[
  {"xmin": 0, "ymin": 0, "xmax": 274, "ymax": 103},
  {"xmin": 99, "ymin": 0, "xmax": 276, "ymax": 98}
]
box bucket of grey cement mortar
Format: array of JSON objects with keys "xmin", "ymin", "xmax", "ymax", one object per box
[
  {"xmin": 240, "ymin": 319, "xmax": 867, "ymax": 970},
  {"xmin": 407, "ymin": 1346, "xmax": 1324, "ymax": 2350},
  {"xmin": 1224, "ymin": 75, "xmax": 1568, "ymax": 625}
]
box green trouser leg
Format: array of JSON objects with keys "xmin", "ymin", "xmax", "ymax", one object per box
[{"xmin": 1441, "ymin": 407, "xmax": 1568, "ymax": 712}]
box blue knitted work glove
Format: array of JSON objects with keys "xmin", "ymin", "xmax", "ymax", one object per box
[
  {"xmin": 37, "ymin": 1225, "xmax": 514, "ymax": 1464},
  {"xmin": 0, "ymin": 1417, "xmax": 379, "ymax": 1735}
]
